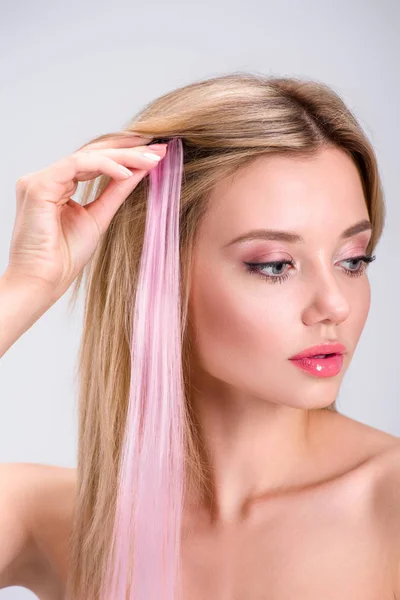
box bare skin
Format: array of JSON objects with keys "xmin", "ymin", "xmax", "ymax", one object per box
[
  {"xmin": 10, "ymin": 414, "xmax": 400, "ymax": 600},
  {"xmin": 179, "ymin": 414, "xmax": 400, "ymax": 600}
]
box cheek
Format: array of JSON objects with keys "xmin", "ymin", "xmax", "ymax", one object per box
[{"xmin": 189, "ymin": 267, "xmax": 285, "ymax": 377}]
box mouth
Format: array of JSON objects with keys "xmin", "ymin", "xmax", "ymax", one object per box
[
  {"xmin": 289, "ymin": 351, "xmax": 345, "ymax": 377},
  {"xmin": 289, "ymin": 353, "xmax": 341, "ymax": 361},
  {"xmin": 289, "ymin": 353, "xmax": 342, "ymax": 361},
  {"xmin": 289, "ymin": 343, "xmax": 347, "ymax": 361},
  {"xmin": 306, "ymin": 353, "xmax": 338, "ymax": 358}
]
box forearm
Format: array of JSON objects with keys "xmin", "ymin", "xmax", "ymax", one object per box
[{"xmin": 0, "ymin": 272, "xmax": 55, "ymax": 358}]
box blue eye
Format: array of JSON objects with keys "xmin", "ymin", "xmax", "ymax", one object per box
[{"xmin": 244, "ymin": 254, "xmax": 376, "ymax": 284}]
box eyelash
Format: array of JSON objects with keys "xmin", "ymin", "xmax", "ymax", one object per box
[{"xmin": 244, "ymin": 254, "xmax": 377, "ymax": 285}]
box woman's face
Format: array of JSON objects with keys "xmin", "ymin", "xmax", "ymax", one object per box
[{"xmin": 188, "ymin": 146, "xmax": 372, "ymax": 409}]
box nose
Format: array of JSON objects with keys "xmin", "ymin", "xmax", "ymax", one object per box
[{"xmin": 301, "ymin": 267, "xmax": 351, "ymax": 327}]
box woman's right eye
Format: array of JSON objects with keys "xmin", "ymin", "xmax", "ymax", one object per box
[{"xmin": 244, "ymin": 260, "xmax": 294, "ymax": 284}]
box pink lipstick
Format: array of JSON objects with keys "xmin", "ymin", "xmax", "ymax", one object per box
[{"xmin": 288, "ymin": 343, "xmax": 347, "ymax": 378}]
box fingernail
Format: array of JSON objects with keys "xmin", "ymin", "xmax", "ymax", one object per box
[
  {"xmin": 119, "ymin": 166, "xmax": 133, "ymax": 177},
  {"xmin": 142, "ymin": 152, "xmax": 162, "ymax": 162}
]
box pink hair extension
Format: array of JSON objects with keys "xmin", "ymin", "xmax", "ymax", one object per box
[{"xmin": 101, "ymin": 137, "xmax": 185, "ymax": 600}]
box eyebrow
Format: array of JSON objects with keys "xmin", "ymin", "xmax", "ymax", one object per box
[{"xmin": 224, "ymin": 219, "xmax": 372, "ymax": 247}]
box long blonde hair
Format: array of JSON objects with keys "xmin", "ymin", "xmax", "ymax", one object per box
[{"xmin": 65, "ymin": 72, "xmax": 386, "ymax": 600}]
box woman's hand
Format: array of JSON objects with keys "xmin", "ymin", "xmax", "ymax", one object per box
[{"xmin": 5, "ymin": 135, "xmax": 167, "ymax": 300}]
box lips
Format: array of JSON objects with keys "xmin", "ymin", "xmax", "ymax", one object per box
[{"xmin": 289, "ymin": 343, "xmax": 347, "ymax": 361}]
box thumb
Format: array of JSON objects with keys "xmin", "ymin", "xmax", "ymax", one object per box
[{"xmin": 84, "ymin": 169, "xmax": 148, "ymax": 235}]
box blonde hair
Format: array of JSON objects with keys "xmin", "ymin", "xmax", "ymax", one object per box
[{"xmin": 64, "ymin": 71, "xmax": 386, "ymax": 600}]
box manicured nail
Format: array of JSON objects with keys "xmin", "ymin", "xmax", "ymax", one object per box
[
  {"xmin": 119, "ymin": 166, "xmax": 133, "ymax": 177},
  {"xmin": 142, "ymin": 152, "xmax": 162, "ymax": 162}
]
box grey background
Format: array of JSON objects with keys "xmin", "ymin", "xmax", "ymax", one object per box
[{"xmin": 0, "ymin": 0, "xmax": 399, "ymax": 597}]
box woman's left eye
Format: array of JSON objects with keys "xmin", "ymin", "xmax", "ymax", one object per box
[{"xmin": 244, "ymin": 254, "xmax": 376, "ymax": 284}]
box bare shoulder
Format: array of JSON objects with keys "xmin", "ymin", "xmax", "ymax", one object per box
[
  {"xmin": 324, "ymin": 412, "xmax": 400, "ymax": 593},
  {"xmin": 366, "ymin": 438, "xmax": 400, "ymax": 598},
  {"xmin": 313, "ymin": 410, "xmax": 400, "ymax": 465},
  {"xmin": 0, "ymin": 462, "xmax": 76, "ymax": 596},
  {"xmin": 310, "ymin": 409, "xmax": 400, "ymax": 496},
  {"xmin": 311, "ymin": 411, "xmax": 400, "ymax": 585},
  {"xmin": 27, "ymin": 463, "xmax": 77, "ymax": 595}
]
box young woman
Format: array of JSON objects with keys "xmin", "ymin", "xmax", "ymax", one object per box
[{"xmin": 0, "ymin": 72, "xmax": 399, "ymax": 600}]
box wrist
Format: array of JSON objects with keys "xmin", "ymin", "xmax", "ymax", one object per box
[
  {"xmin": 1, "ymin": 268, "xmax": 56, "ymax": 305},
  {"xmin": 0, "ymin": 270, "xmax": 56, "ymax": 357}
]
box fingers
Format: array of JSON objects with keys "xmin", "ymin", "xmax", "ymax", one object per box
[
  {"xmin": 68, "ymin": 149, "xmax": 165, "ymax": 182},
  {"xmin": 83, "ymin": 167, "xmax": 149, "ymax": 235},
  {"xmin": 23, "ymin": 146, "xmax": 167, "ymax": 201},
  {"xmin": 14, "ymin": 136, "xmax": 168, "ymax": 243},
  {"xmin": 77, "ymin": 147, "xmax": 167, "ymax": 175},
  {"xmin": 75, "ymin": 144, "xmax": 169, "ymax": 235},
  {"xmin": 76, "ymin": 144, "xmax": 166, "ymax": 169}
]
